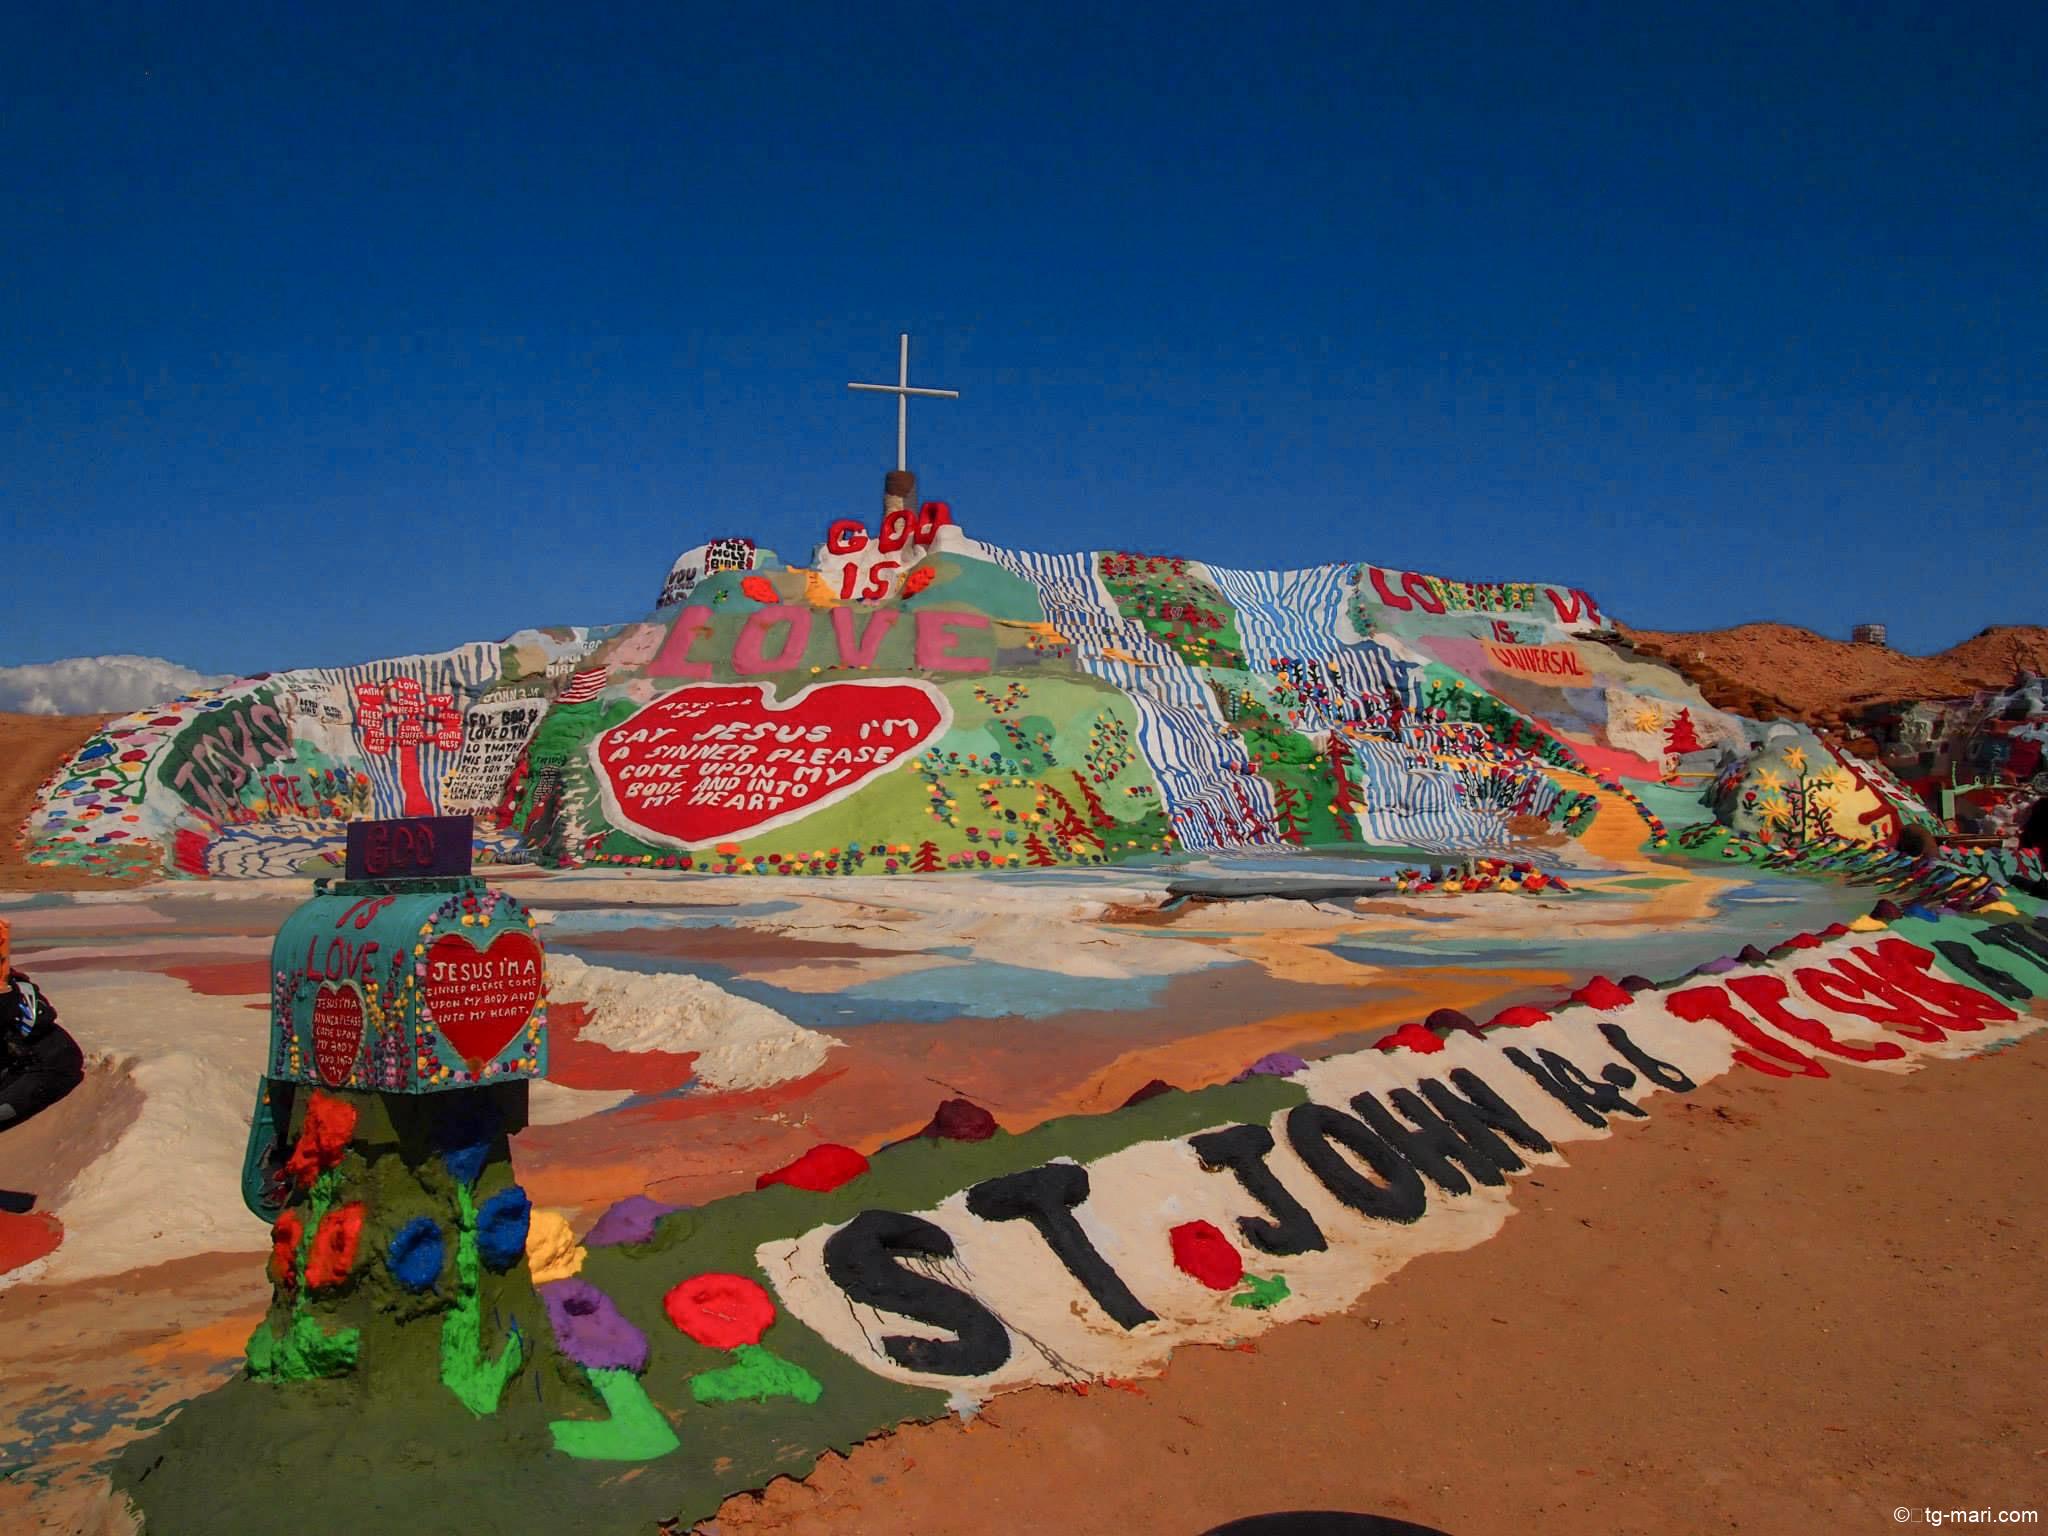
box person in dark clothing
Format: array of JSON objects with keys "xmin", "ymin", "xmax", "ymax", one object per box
[{"xmin": 0, "ymin": 919, "xmax": 84, "ymax": 1132}]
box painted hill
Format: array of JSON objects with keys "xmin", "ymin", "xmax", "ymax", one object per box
[
  {"xmin": 20, "ymin": 520, "xmax": 1937, "ymax": 880},
  {"xmin": 0, "ymin": 711, "xmax": 130, "ymax": 890}
]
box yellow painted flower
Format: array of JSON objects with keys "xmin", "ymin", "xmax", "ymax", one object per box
[
  {"xmin": 1756, "ymin": 792, "xmax": 1792, "ymax": 826},
  {"xmin": 1782, "ymin": 746, "xmax": 1807, "ymax": 775},
  {"xmin": 1753, "ymin": 768, "xmax": 1786, "ymax": 794}
]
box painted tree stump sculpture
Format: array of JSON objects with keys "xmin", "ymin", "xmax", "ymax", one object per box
[{"xmin": 242, "ymin": 866, "xmax": 565, "ymax": 1414}]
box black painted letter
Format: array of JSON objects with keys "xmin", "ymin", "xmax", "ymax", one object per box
[
  {"xmin": 1502, "ymin": 1046, "xmax": 1648, "ymax": 1127},
  {"xmin": 1187, "ymin": 1123, "xmax": 1328, "ymax": 1256},
  {"xmin": 1349, "ymin": 1088, "xmax": 1510, "ymax": 1194},
  {"xmin": 965, "ymin": 1162, "xmax": 1156, "ymax": 1330},
  {"xmin": 1931, "ymin": 940, "xmax": 2033, "ymax": 1002},
  {"xmin": 822, "ymin": 1210, "xmax": 1011, "ymax": 1376},
  {"xmin": 1285, "ymin": 1103, "xmax": 1427, "ymax": 1223},
  {"xmin": 1417, "ymin": 1068, "xmax": 1554, "ymax": 1166},
  {"xmin": 1597, "ymin": 1023, "xmax": 1696, "ymax": 1092}
]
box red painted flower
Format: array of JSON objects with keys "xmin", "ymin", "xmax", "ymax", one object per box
[
  {"xmin": 305, "ymin": 1202, "xmax": 366, "ymax": 1290},
  {"xmin": 1373, "ymin": 1021, "xmax": 1445, "ymax": 1055},
  {"xmin": 268, "ymin": 1211, "xmax": 305, "ymax": 1292},
  {"xmin": 741, "ymin": 575, "xmax": 778, "ymax": 604},
  {"xmin": 901, "ymin": 566, "xmax": 937, "ymax": 597},
  {"xmin": 755, "ymin": 1143, "xmax": 870, "ymax": 1193},
  {"xmin": 1570, "ymin": 975, "xmax": 1634, "ymax": 1010},
  {"xmin": 283, "ymin": 1093, "xmax": 359, "ymax": 1189},
  {"xmin": 664, "ymin": 1272, "xmax": 776, "ymax": 1350},
  {"xmin": 1169, "ymin": 1220, "xmax": 1244, "ymax": 1291}
]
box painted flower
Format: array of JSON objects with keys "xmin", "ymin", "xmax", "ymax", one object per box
[
  {"xmin": 1756, "ymin": 792, "xmax": 1793, "ymax": 826},
  {"xmin": 1169, "ymin": 1220, "xmax": 1245, "ymax": 1291},
  {"xmin": 475, "ymin": 1186, "xmax": 533, "ymax": 1271},
  {"xmin": 1782, "ymin": 746, "xmax": 1808, "ymax": 775},
  {"xmin": 1753, "ymin": 768, "xmax": 1787, "ymax": 794},
  {"xmin": 665, "ymin": 1272, "xmax": 776, "ymax": 1350},
  {"xmin": 542, "ymin": 1278, "xmax": 650, "ymax": 1374},
  {"xmin": 386, "ymin": 1216, "xmax": 445, "ymax": 1292},
  {"xmin": 268, "ymin": 1211, "xmax": 305, "ymax": 1292},
  {"xmin": 283, "ymin": 1093, "xmax": 358, "ymax": 1189},
  {"xmin": 305, "ymin": 1203, "xmax": 367, "ymax": 1290}
]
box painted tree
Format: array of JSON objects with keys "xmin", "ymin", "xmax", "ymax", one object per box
[
  {"xmin": 1071, "ymin": 770, "xmax": 1118, "ymax": 831},
  {"xmin": 1271, "ymin": 782, "xmax": 1306, "ymax": 845},
  {"xmin": 1040, "ymin": 784, "xmax": 1103, "ymax": 849},
  {"xmin": 1230, "ymin": 778, "xmax": 1270, "ymax": 843},
  {"xmin": 1663, "ymin": 708, "xmax": 1704, "ymax": 758},
  {"xmin": 1022, "ymin": 831, "xmax": 1059, "ymax": 867},
  {"xmin": 1326, "ymin": 734, "xmax": 1359, "ymax": 839},
  {"xmin": 912, "ymin": 840, "xmax": 943, "ymax": 874}
]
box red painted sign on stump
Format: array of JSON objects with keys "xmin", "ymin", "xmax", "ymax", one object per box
[
  {"xmin": 423, "ymin": 931, "xmax": 544, "ymax": 1069},
  {"xmin": 592, "ymin": 681, "xmax": 950, "ymax": 849},
  {"xmin": 311, "ymin": 983, "xmax": 366, "ymax": 1087}
]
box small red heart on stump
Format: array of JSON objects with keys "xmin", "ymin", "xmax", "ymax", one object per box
[
  {"xmin": 311, "ymin": 983, "xmax": 365, "ymax": 1088},
  {"xmin": 422, "ymin": 931, "xmax": 544, "ymax": 1072}
]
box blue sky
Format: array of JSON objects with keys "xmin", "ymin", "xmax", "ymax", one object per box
[{"xmin": 4, "ymin": 0, "xmax": 2042, "ymax": 674}]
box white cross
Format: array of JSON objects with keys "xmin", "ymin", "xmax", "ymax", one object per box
[{"xmin": 847, "ymin": 333, "xmax": 959, "ymax": 473}]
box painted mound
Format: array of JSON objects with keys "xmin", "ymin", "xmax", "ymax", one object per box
[{"xmin": 21, "ymin": 520, "xmax": 1927, "ymax": 881}]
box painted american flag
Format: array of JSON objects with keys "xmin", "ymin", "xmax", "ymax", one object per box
[{"xmin": 557, "ymin": 665, "xmax": 609, "ymax": 704}]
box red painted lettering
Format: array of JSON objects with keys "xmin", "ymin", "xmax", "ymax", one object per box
[
  {"xmin": 648, "ymin": 604, "xmax": 716, "ymax": 680},
  {"xmin": 1794, "ymin": 959, "xmax": 1952, "ymax": 1042},
  {"xmin": 860, "ymin": 560, "xmax": 902, "ymax": 601},
  {"xmin": 733, "ymin": 605, "xmax": 814, "ymax": 675},
  {"xmin": 914, "ymin": 611, "xmax": 992, "ymax": 674},
  {"xmin": 1545, "ymin": 587, "xmax": 1602, "ymax": 627},
  {"xmin": 1368, "ymin": 566, "xmax": 1411, "ymax": 611},
  {"xmin": 1665, "ymin": 984, "xmax": 1829, "ymax": 1078},
  {"xmin": 829, "ymin": 607, "xmax": 900, "ymax": 667},
  {"xmin": 1723, "ymin": 974, "xmax": 1906, "ymax": 1063},
  {"xmin": 913, "ymin": 501, "xmax": 952, "ymax": 542},
  {"xmin": 1401, "ymin": 571, "xmax": 1446, "ymax": 614}
]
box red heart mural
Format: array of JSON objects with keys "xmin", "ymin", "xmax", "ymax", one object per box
[
  {"xmin": 310, "ymin": 983, "xmax": 365, "ymax": 1088},
  {"xmin": 591, "ymin": 680, "xmax": 950, "ymax": 849},
  {"xmin": 422, "ymin": 931, "xmax": 545, "ymax": 1071}
]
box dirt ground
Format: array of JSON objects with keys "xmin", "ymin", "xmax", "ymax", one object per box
[
  {"xmin": 1623, "ymin": 622, "xmax": 2048, "ymax": 727},
  {"xmin": 704, "ymin": 1030, "xmax": 2048, "ymax": 1536}
]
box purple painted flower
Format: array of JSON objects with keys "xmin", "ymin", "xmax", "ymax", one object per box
[
  {"xmin": 540, "ymin": 1278, "xmax": 650, "ymax": 1374},
  {"xmin": 1233, "ymin": 1051, "xmax": 1308, "ymax": 1082},
  {"xmin": 583, "ymin": 1194, "xmax": 683, "ymax": 1249}
]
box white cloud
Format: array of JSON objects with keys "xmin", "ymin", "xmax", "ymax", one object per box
[{"xmin": 0, "ymin": 655, "xmax": 234, "ymax": 715}]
